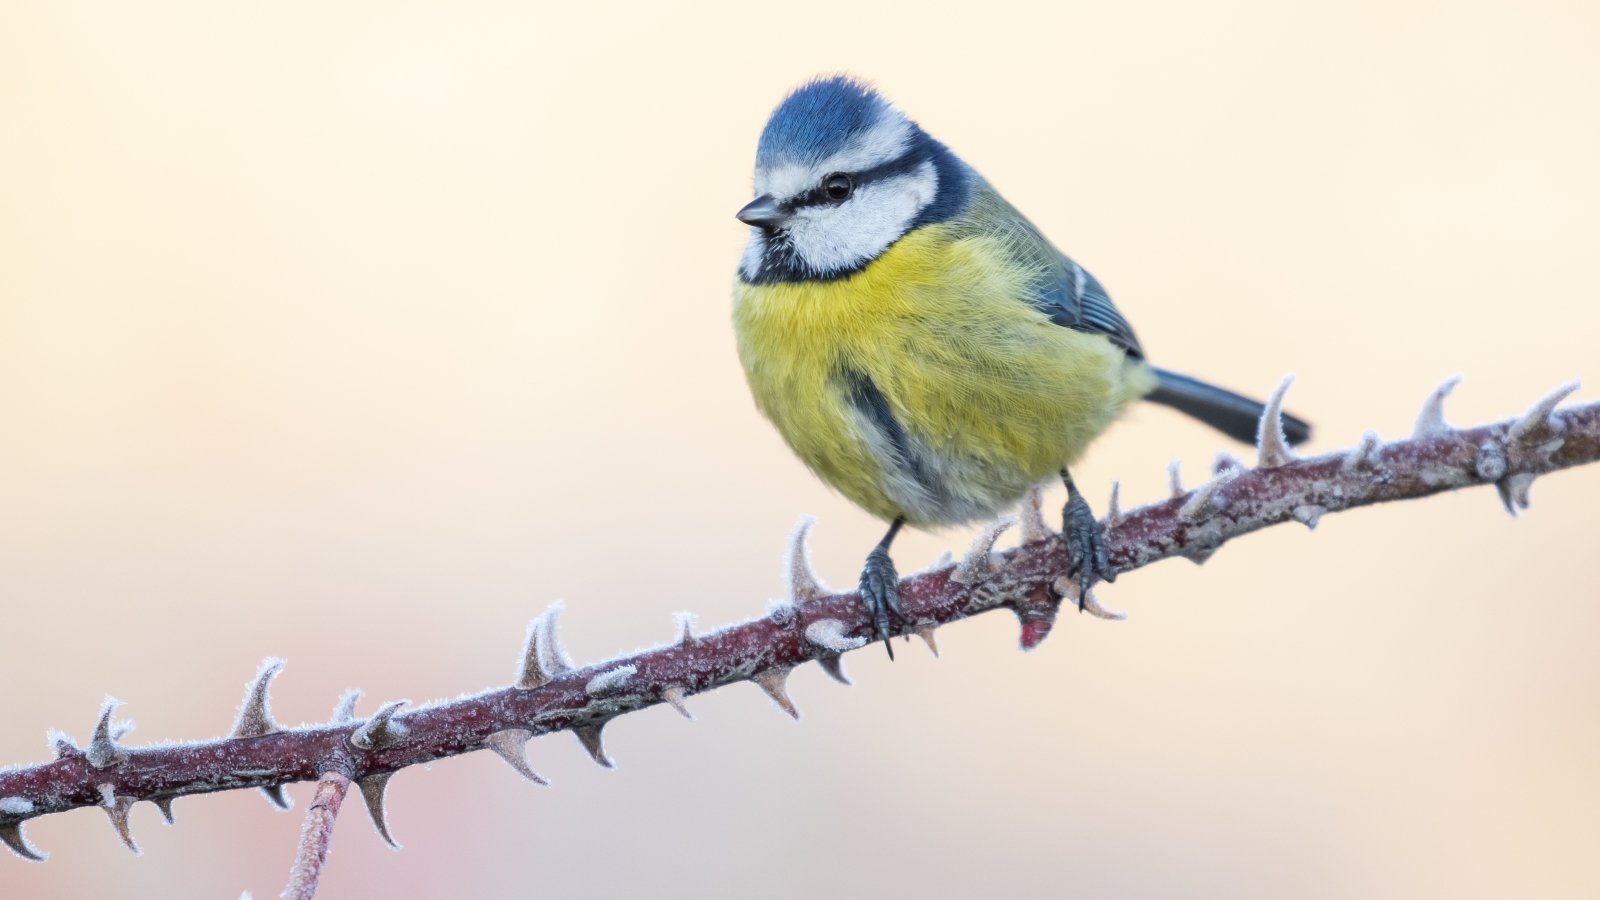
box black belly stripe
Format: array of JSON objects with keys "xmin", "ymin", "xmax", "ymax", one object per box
[{"xmin": 839, "ymin": 367, "xmax": 935, "ymax": 493}]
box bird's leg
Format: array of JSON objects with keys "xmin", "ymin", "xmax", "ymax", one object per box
[
  {"xmin": 1060, "ymin": 469, "xmax": 1114, "ymax": 612},
  {"xmin": 858, "ymin": 517, "xmax": 907, "ymax": 660}
]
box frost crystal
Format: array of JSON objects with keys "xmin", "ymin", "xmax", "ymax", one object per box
[
  {"xmin": 0, "ymin": 797, "xmax": 34, "ymax": 816},
  {"xmin": 804, "ymin": 619, "xmax": 866, "ymax": 653},
  {"xmin": 585, "ymin": 665, "xmax": 637, "ymax": 696}
]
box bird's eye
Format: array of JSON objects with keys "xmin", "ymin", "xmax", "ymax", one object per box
[{"xmin": 823, "ymin": 172, "xmax": 854, "ymax": 201}]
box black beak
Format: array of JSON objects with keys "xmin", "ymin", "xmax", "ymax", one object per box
[{"xmin": 736, "ymin": 194, "xmax": 787, "ymax": 229}]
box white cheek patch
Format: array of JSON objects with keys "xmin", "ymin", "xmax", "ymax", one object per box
[
  {"xmin": 739, "ymin": 229, "xmax": 767, "ymax": 280},
  {"xmin": 784, "ymin": 160, "xmax": 938, "ymax": 277}
]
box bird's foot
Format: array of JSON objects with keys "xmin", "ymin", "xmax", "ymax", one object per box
[
  {"xmin": 1062, "ymin": 481, "xmax": 1114, "ymax": 611},
  {"xmin": 859, "ymin": 545, "xmax": 906, "ymax": 660}
]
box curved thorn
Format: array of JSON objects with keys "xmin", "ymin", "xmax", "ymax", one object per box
[
  {"xmin": 1178, "ymin": 468, "xmax": 1238, "ymax": 522},
  {"xmin": 1413, "ymin": 375, "xmax": 1462, "ymax": 439},
  {"xmin": 804, "ymin": 618, "xmax": 866, "ymax": 653},
  {"xmin": 350, "ymin": 701, "xmax": 410, "ymax": 751},
  {"xmin": 1509, "ymin": 379, "xmax": 1581, "ymax": 444},
  {"xmin": 585, "ymin": 665, "xmax": 637, "ymax": 696},
  {"xmin": 1343, "ymin": 430, "xmax": 1384, "ymax": 472},
  {"xmin": 357, "ymin": 773, "xmax": 399, "ymax": 849},
  {"xmin": 534, "ymin": 602, "xmax": 574, "ymax": 680},
  {"xmin": 99, "ymin": 784, "xmax": 139, "ymax": 855},
  {"xmin": 86, "ymin": 696, "xmax": 128, "ymax": 770},
  {"xmin": 1056, "ymin": 578, "xmax": 1126, "ymax": 621},
  {"xmin": 674, "ymin": 611, "xmax": 697, "ymax": 648},
  {"xmin": 573, "ymin": 724, "xmax": 614, "ymax": 768},
  {"xmin": 817, "ymin": 655, "xmax": 851, "ymax": 686},
  {"xmin": 752, "ymin": 667, "xmax": 799, "ymax": 719},
  {"xmin": 953, "ymin": 516, "xmax": 1016, "ymax": 585},
  {"xmin": 1168, "ymin": 460, "xmax": 1185, "ymax": 498},
  {"xmin": 1292, "ymin": 504, "xmax": 1326, "ymax": 530},
  {"xmin": 47, "ymin": 728, "xmax": 76, "ymax": 759},
  {"xmin": 332, "ymin": 689, "xmax": 362, "ymax": 725},
  {"xmin": 913, "ymin": 625, "xmax": 940, "ymax": 658},
  {"xmin": 0, "ymin": 821, "xmax": 46, "ymax": 862},
  {"xmin": 1496, "ymin": 472, "xmax": 1536, "ymax": 516},
  {"xmin": 1019, "ymin": 485, "xmax": 1051, "ymax": 544},
  {"xmin": 153, "ymin": 797, "xmax": 176, "ymax": 825},
  {"xmin": 660, "ymin": 686, "xmax": 694, "ymax": 719},
  {"xmin": 516, "ymin": 618, "xmax": 549, "ymax": 690},
  {"xmin": 1257, "ymin": 376, "xmax": 1298, "ymax": 467},
  {"xmin": 785, "ymin": 516, "xmax": 827, "ymax": 604},
  {"xmin": 1104, "ymin": 481, "xmax": 1124, "ymax": 528},
  {"xmin": 231, "ymin": 658, "xmax": 285, "ymax": 740},
  {"xmin": 260, "ymin": 784, "xmax": 291, "ymax": 810},
  {"xmin": 483, "ymin": 729, "xmax": 547, "ymax": 785}
]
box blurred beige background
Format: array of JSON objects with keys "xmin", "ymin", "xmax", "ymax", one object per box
[{"xmin": 3, "ymin": 1, "xmax": 1598, "ymax": 898}]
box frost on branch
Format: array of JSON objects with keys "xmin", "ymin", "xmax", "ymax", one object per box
[{"xmin": 0, "ymin": 377, "xmax": 1595, "ymax": 900}]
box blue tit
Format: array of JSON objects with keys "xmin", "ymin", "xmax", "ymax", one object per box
[{"xmin": 731, "ymin": 76, "xmax": 1310, "ymax": 657}]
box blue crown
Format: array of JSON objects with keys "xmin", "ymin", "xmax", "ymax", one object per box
[{"xmin": 755, "ymin": 76, "xmax": 894, "ymax": 169}]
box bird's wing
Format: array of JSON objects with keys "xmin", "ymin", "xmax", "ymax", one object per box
[{"xmin": 965, "ymin": 180, "xmax": 1144, "ymax": 358}]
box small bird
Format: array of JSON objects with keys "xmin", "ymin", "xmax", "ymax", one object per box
[{"xmin": 732, "ymin": 76, "xmax": 1309, "ymax": 657}]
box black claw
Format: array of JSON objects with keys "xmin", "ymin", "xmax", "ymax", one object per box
[
  {"xmin": 858, "ymin": 518, "xmax": 907, "ymax": 660},
  {"xmin": 1061, "ymin": 471, "xmax": 1114, "ymax": 611},
  {"xmin": 859, "ymin": 547, "xmax": 901, "ymax": 659}
]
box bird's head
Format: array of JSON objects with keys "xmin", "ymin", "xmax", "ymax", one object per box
[{"xmin": 737, "ymin": 76, "xmax": 970, "ymax": 284}]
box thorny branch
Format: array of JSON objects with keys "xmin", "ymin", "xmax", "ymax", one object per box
[{"xmin": 0, "ymin": 378, "xmax": 1596, "ymax": 891}]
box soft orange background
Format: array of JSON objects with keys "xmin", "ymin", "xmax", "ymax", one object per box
[{"xmin": 3, "ymin": 2, "xmax": 1598, "ymax": 898}]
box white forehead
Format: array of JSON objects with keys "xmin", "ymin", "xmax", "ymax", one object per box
[{"xmin": 754, "ymin": 111, "xmax": 913, "ymax": 201}]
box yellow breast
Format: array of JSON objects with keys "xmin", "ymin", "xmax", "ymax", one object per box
[{"xmin": 733, "ymin": 224, "xmax": 1154, "ymax": 526}]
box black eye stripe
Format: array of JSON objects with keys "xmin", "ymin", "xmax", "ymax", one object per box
[{"xmin": 785, "ymin": 147, "xmax": 933, "ymax": 210}]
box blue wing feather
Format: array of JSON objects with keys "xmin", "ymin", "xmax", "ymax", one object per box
[{"xmin": 964, "ymin": 180, "xmax": 1144, "ymax": 358}]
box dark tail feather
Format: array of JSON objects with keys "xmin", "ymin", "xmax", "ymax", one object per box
[{"xmin": 1146, "ymin": 368, "xmax": 1312, "ymax": 446}]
